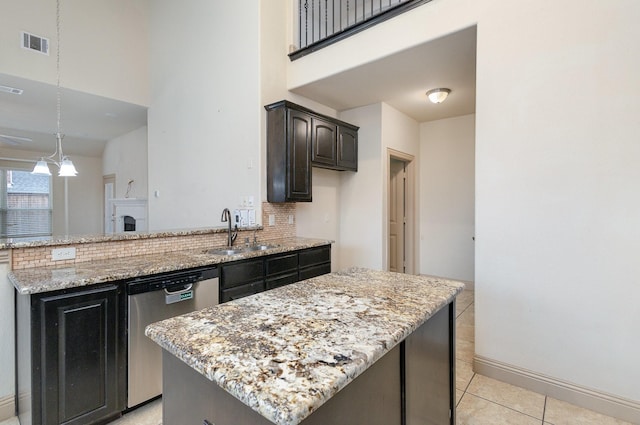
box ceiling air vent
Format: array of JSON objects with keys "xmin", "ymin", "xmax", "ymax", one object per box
[{"xmin": 21, "ymin": 31, "xmax": 49, "ymax": 55}]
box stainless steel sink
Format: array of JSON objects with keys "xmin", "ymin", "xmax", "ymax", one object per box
[
  {"xmin": 205, "ymin": 248, "xmax": 245, "ymax": 256},
  {"xmin": 245, "ymin": 244, "xmax": 278, "ymax": 251},
  {"xmin": 205, "ymin": 244, "xmax": 278, "ymax": 256}
]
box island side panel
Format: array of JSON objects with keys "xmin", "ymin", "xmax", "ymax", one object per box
[
  {"xmin": 162, "ymin": 350, "xmax": 274, "ymax": 425},
  {"xmin": 405, "ymin": 302, "xmax": 455, "ymax": 425},
  {"xmin": 162, "ymin": 345, "xmax": 402, "ymax": 425},
  {"xmin": 300, "ymin": 344, "xmax": 401, "ymax": 425}
]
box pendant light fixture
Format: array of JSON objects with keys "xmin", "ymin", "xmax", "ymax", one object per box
[
  {"xmin": 426, "ymin": 88, "xmax": 451, "ymax": 104},
  {"xmin": 32, "ymin": 0, "xmax": 77, "ymax": 177}
]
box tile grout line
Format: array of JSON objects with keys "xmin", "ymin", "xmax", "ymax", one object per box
[
  {"xmin": 456, "ymin": 299, "xmax": 474, "ymax": 319},
  {"xmin": 464, "ymin": 391, "xmax": 546, "ymax": 423}
]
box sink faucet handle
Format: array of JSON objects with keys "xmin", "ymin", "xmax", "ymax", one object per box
[{"xmin": 231, "ymin": 224, "xmax": 238, "ymax": 243}]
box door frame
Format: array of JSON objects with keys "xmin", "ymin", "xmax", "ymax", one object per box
[
  {"xmin": 103, "ymin": 174, "xmax": 115, "ymax": 234},
  {"xmin": 386, "ymin": 148, "xmax": 416, "ymax": 274}
]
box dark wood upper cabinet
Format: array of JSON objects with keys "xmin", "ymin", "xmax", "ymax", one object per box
[
  {"xmin": 266, "ymin": 100, "xmax": 358, "ymax": 203},
  {"xmin": 311, "ymin": 118, "xmax": 338, "ymax": 167},
  {"xmin": 266, "ymin": 103, "xmax": 312, "ymax": 202},
  {"xmin": 337, "ymin": 125, "xmax": 358, "ymax": 171}
]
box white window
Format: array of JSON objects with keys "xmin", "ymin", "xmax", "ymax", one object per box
[{"xmin": 0, "ymin": 169, "xmax": 52, "ymax": 238}]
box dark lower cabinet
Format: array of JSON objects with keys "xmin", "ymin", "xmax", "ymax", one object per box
[
  {"xmin": 17, "ymin": 284, "xmax": 125, "ymax": 425},
  {"xmin": 220, "ymin": 245, "xmax": 332, "ymax": 302},
  {"xmin": 299, "ymin": 245, "xmax": 331, "ymax": 280}
]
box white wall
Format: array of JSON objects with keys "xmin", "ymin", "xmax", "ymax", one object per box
[
  {"xmin": 381, "ymin": 103, "xmax": 420, "ymax": 273},
  {"xmin": 103, "ymin": 126, "xmax": 148, "ymax": 200},
  {"xmin": 0, "ymin": 258, "xmax": 12, "ymax": 418},
  {"xmin": 338, "ymin": 103, "xmax": 383, "ymax": 270},
  {"xmin": 0, "ymin": 0, "xmax": 149, "ymax": 105},
  {"xmin": 148, "ymin": 1, "xmax": 262, "ymax": 230},
  {"xmin": 53, "ymin": 154, "xmax": 103, "ymax": 236},
  {"xmin": 0, "ymin": 147, "xmax": 103, "ymax": 236},
  {"xmin": 419, "ymin": 114, "xmax": 475, "ymax": 282},
  {"xmin": 296, "ymin": 168, "xmax": 341, "ymax": 270},
  {"xmin": 474, "ymin": 1, "xmax": 640, "ymax": 403},
  {"xmin": 288, "ymin": 0, "xmax": 640, "ymax": 408}
]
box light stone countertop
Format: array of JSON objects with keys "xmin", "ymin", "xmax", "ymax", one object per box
[
  {"xmin": 0, "ymin": 226, "xmax": 254, "ymax": 249},
  {"xmin": 145, "ymin": 267, "xmax": 464, "ymax": 425},
  {"xmin": 9, "ymin": 237, "xmax": 332, "ymax": 295}
]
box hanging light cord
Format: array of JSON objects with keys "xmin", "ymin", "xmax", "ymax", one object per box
[
  {"xmin": 56, "ymin": 0, "xmax": 62, "ymax": 142},
  {"xmin": 41, "ymin": 0, "xmax": 65, "ymax": 165},
  {"xmin": 32, "ymin": 0, "xmax": 77, "ymax": 176}
]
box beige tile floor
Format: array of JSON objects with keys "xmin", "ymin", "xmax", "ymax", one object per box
[
  {"xmin": 1, "ymin": 289, "xmax": 633, "ymax": 425},
  {"xmin": 455, "ymin": 289, "xmax": 633, "ymax": 425}
]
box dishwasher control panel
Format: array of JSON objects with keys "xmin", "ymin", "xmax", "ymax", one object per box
[{"xmin": 126, "ymin": 267, "xmax": 218, "ymax": 295}]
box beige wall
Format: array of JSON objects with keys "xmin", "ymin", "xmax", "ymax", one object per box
[
  {"xmin": 288, "ymin": 0, "xmax": 640, "ymax": 410},
  {"xmin": 103, "ymin": 126, "xmax": 149, "ymax": 200},
  {"xmin": 148, "ymin": 0, "xmax": 262, "ymax": 231},
  {"xmin": 0, "ymin": 0, "xmax": 149, "ymax": 105}
]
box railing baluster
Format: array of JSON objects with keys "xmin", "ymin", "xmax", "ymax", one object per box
[
  {"xmin": 295, "ymin": 0, "xmax": 426, "ymax": 57},
  {"xmin": 324, "ymin": 0, "xmax": 327, "ymax": 39}
]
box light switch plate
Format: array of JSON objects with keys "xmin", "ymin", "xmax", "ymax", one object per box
[
  {"xmin": 268, "ymin": 214, "xmax": 275, "ymax": 226},
  {"xmin": 52, "ymin": 247, "xmax": 76, "ymax": 261}
]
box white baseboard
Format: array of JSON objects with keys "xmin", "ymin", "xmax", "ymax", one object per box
[
  {"xmin": 420, "ymin": 274, "xmax": 474, "ymax": 290},
  {"xmin": 474, "ymin": 355, "xmax": 640, "ymax": 424},
  {"xmin": 0, "ymin": 394, "xmax": 15, "ymax": 422}
]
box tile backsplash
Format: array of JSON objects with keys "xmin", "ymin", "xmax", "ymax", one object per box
[{"xmin": 11, "ymin": 202, "xmax": 296, "ymax": 270}]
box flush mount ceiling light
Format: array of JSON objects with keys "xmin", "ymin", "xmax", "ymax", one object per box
[
  {"xmin": 426, "ymin": 88, "xmax": 451, "ymax": 104},
  {"xmin": 31, "ymin": 0, "xmax": 77, "ymax": 177}
]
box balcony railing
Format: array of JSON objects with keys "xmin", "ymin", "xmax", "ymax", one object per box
[{"xmin": 290, "ymin": 0, "xmax": 433, "ymax": 60}]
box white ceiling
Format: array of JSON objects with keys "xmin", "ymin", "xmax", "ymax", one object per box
[
  {"xmin": 291, "ymin": 26, "xmax": 477, "ymax": 123},
  {"xmin": 0, "ymin": 26, "xmax": 475, "ymax": 159},
  {"xmin": 0, "ymin": 73, "xmax": 147, "ymax": 157}
]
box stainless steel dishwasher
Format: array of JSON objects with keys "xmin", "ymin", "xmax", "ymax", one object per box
[{"xmin": 126, "ymin": 266, "xmax": 219, "ymax": 408}]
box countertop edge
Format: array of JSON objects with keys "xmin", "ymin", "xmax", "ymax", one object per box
[{"xmin": 10, "ymin": 237, "xmax": 334, "ymax": 295}]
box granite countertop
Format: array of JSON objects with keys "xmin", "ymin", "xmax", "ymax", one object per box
[
  {"xmin": 9, "ymin": 237, "xmax": 332, "ymax": 295},
  {"xmin": 145, "ymin": 267, "xmax": 464, "ymax": 425},
  {"xmin": 0, "ymin": 226, "xmax": 258, "ymax": 249}
]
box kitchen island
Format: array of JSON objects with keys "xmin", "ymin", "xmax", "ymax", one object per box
[{"xmin": 145, "ymin": 268, "xmax": 464, "ymax": 425}]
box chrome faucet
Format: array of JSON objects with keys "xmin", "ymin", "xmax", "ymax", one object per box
[{"xmin": 220, "ymin": 208, "xmax": 238, "ymax": 247}]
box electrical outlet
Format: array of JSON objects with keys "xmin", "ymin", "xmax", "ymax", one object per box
[
  {"xmin": 268, "ymin": 214, "xmax": 275, "ymax": 226},
  {"xmin": 288, "ymin": 214, "xmax": 294, "ymax": 224},
  {"xmin": 52, "ymin": 247, "xmax": 76, "ymax": 261}
]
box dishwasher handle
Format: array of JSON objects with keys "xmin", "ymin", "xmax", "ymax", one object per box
[
  {"xmin": 164, "ymin": 284, "xmax": 195, "ymax": 304},
  {"xmin": 164, "ymin": 284, "xmax": 193, "ymax": 295}
]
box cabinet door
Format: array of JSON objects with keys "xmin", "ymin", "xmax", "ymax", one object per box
[
  {"xmin": 311, "ymin": 118, "xmax": 337, "ymax": 168},
  {"xmin": 287, "ymin": 109, "xmax": 313, "ymax": 201},
  {"xmin": 337, "ymin": 125, "xmax": 358, "ymax": 171},
  {"xmin": 39, "ymin": 285, "xmax": 122, "ymax": 425}
]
